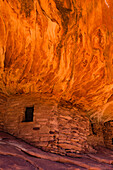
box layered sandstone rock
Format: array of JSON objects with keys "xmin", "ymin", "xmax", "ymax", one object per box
[
  {"xmin": 0, "ymin": 132, "xmax": 113, "ymax": 170},
  {"xmin": 0, "ymin": 0, "xmax": 113, "ymax": 122}
]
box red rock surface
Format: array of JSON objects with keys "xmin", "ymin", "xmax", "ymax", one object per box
[
  {"xmin": 0, "ymin": 132, "xmax": 113, "ymax": 170},
  {"xmin": 0, "ymin": 0, "xmax": 113, "ymax": 122}
]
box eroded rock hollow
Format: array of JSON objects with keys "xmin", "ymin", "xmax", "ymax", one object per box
[{"xmin": 0, "ymin": 0, "xmax": 113, "ymax": 153}]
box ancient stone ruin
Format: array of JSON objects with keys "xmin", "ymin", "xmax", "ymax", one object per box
[
  {"xmin": 0, "ymin": 94, "xmax": 90, "ymax": 155},
  {"xmin": 103, "ymin": 120, "xmax": 113, "ymax": 149}
]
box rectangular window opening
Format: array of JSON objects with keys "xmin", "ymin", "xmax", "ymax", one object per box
[
  {"xmin": 22, "ymin": 106, "xmax": 34, "ymax": 122},
  {"xmin": 112, "ymin": 138, "xmax": 113, "ymax": 145}
]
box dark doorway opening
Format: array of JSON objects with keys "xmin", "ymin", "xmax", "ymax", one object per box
[
  {"xmin": 23, "ymin": 106, "xmax": 34, "ymax": 122},
  {"xmin": 112, "ymin": 138, "xmax": 113, "ymax": 145},
  {"xmin": 90, "ymin": 120, "xmax": 97, "ymax": 135}
]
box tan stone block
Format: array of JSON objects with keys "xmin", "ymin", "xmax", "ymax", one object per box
[
  {"xmin": 49, "ymin": 136, "xmax": 54, "ymax": 141},
  {"xmin": 71, "ymin": 138, "xmax": 80, "ymax": 143},
  {"xmin": 39, "ymin": 126, "xmax": 50, "ymax": 134},
  {"xmin": 39, "ymin": 141, "xmax": 48, "ymax": 147},
  {"xmin": 40, "ymin": 136, "xmax": 49, "ymax": 142},
  {"xmin": 60, "ymin": 115, "xmax": 72, "ymax": 120},
  {"xmin": 59, "ymin": 143, "xmax": 82, "ymax": 151}
]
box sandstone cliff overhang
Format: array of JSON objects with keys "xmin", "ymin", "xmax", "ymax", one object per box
[{"xmin": 0, "ymin": 0, "xmax": 113, "ymax": 122}]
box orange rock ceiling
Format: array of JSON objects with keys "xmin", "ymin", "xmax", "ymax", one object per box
[{"xmin": 0, "ymin": 0, "xmax": 113, "ymax": 121}]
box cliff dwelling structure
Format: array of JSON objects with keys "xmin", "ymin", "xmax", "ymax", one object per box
[
  {"xmin": 0, "ymin": 0, "xmax": 113, "ymax": 158},
  {"xmin": 103, "ymin": 120, "xmax": 113, "ymax": 149}
]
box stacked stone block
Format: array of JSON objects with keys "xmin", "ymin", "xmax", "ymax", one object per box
[{"xmin": 1, "ymin": 94, "xmax": 90, "ymax": 155}]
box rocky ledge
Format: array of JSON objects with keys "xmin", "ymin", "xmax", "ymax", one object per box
[{"xmin": 0, "ymin": 132, "xmax": 113, "ymax": 170}]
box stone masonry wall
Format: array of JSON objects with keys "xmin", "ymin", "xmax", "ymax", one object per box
[
  {"xmin": 0, "ymin": 104, "xmax": 3, "ymax": 130},
  {"xmin": 103, "ymin": 121, "xmax": 113, "ymax": 150},
  {"xmin": 2, "ymin": 94, "xmax": 90, "ymax": 155},
  {"xmin": 0, "ymin": 95, "xmax": 7, "ymax": 130},
  {"xmin": 0, "ymin": 102, "xmax": 6, "ymax": 131}
]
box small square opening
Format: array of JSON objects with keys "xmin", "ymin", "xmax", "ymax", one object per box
[{"xmin": 23, "ymin": 106, "xmax": 34, "ymax": 122}]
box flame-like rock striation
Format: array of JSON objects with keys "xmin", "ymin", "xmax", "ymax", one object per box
[{"xmin": 0, "ymin": 0, "xmax": 113, "ymax": 121}]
